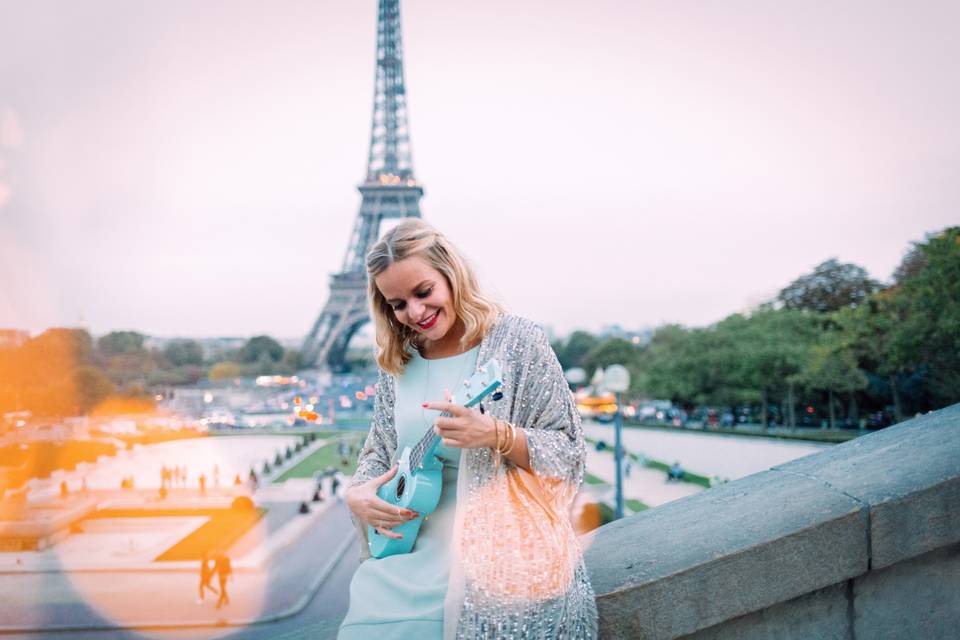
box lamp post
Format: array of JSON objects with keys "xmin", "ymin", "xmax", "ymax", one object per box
[{"xmin": 604, "ymin": 365, "xmax": 630, "ymax": 520}]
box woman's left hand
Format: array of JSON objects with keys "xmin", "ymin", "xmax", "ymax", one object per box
[{"xmin": 423, "ymin": 396, "xmax": 497, "ymax": 450}]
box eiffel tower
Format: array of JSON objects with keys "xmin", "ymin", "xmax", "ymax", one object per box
[{"xmin": 302, "ymin": 0, "xmax": 423, "ymax": 371}]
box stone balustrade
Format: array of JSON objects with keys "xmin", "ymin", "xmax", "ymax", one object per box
[{"xmin": 584, "ymin": 403, "xmax": 960, "ymax": 639}]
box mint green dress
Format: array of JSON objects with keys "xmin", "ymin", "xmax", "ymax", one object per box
[{"xmin": 339, "ymin": 346, "xmax": 479, "ymax": 639}]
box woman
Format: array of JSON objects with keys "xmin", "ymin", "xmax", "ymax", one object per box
[{"xmin": 339, "ymin": 219, "xmax": 597, "ymax": 639}]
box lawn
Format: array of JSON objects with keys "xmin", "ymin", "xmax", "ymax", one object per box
[
  {"xmin": 275, "ymin": 433, "xmax": 365, "ymax": 482},
  {"xmin": 584, "ymin": 471, "xmax": 607, "ymax": 485}
]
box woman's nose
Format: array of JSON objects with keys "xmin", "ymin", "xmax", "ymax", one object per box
[{"xmin": 408, "ymin": 300, "xmax": 425, "ymax": 320}]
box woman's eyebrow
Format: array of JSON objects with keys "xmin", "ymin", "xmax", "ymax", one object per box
[{"xmin": 386, "ymin": 279, "xmax": 433, "ymax": 303}]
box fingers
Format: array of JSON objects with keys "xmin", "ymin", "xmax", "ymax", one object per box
[
  {"xmin": 374, "ymin": 525, "xmax": 403, "ymax": 540},
  {"xmin": 422, "ymin": 401, "xmax": 465, "ymax": 416},
  {"xmin": 434, "ymin": 415, "xmax": 465, "ymax": 431},
  {"xmin": 368, "ymin": 500, "xmax": 419, "ymax": 540},
  {"xmin": 372, "ymin": 465, "xmax": 398, "ymax": 488},
  {"xmin": 369, "ymin": 499, "xmax": 418, "ymax": 524}
]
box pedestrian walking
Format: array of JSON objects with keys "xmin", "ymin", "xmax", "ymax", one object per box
[
  {"xmin": 215, "ymin": 553, "xmax": 232, "ymax": 609},
  {"xmin": 331, "ymin": 472, "xmax": 341, "ymax": 499},
  {"xmin": 197, "ymin": 554, "xmax": 218, "ymax": 604}
]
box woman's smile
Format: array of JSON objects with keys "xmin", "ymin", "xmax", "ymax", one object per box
[{"xmin": 416, "ymin": 310, "xmax": 440, "ymax": 330}]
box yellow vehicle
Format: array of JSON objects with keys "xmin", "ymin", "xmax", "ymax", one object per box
[{"xmin": 575, "ymin": 393, "xmax": 618, "ymax": 421}]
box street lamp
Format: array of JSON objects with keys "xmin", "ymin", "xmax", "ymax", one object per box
[{"xmin": 604, "ymin": 364, "xmax": 630, "ymax": 520}]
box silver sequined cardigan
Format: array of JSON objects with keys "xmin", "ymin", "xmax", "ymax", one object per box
[{"xmin": 348, "ymin": 314, "xmax": 598, "ymax": 639}]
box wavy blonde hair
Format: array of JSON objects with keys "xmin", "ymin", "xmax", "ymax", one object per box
[{"xmin": 366, "ymin": 219, "xmax": 502, "ymax": 374}]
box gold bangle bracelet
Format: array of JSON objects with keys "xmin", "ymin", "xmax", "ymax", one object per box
[{"xmin": 501, "ymin": 421, "xmax": 517, "ymax": 456}]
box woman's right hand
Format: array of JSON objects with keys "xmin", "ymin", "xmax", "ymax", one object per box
[{"xmin": 345, "ymin": 465, "xmax": 419, "ymax": 540}]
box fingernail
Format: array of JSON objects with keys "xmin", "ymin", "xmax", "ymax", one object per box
[{"xmin": 421, "ymin": 403, "xmax": 429, "ymax": 408}]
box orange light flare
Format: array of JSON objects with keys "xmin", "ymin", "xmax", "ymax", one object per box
[
  {"xmin": 458, "ymin": 473, "xmax": 594, "ymax": 603},
  {"xmin": 43, "ymin": 429, "xmax": 293, "ymax": 634},
  {"xmin": 0, "ymin": 334, "xmax": 296, "ymax": 633}
]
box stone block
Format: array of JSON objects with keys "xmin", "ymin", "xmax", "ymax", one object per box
[
  {"xmin": 854, "ymin": 541, "xmax": 960, "ymax": 640},
  {"xmin": 680, "ymin": 581, "xmax": 851, "ymax": 640},
  {"xmin": 773, "ymin": 403, "xmax": 960, "ymax": 569},
  {"xmin": 586, "ymin": 469, "xmax": 867, "ymax": 639}
]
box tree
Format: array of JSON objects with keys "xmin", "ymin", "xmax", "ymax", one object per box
[
  {"xmin": 74, "ymin": 366, "xmax": 117, "ymax": 414},
  {"xmin": 163, "ymin": 340, "xmax": 204, "ymax": 366},
  {"xmin": 581, "ymin": 337, "xmax": 643, "ymax": 393},
  {"xmin": 888, "ymin": 226, "xmax": 960, "ymax": 407},
  {"xmin": 96, "ymin": 331, "xmax": 146, "ymax": 356},
  {"xmin": 238, "ymin": 336, "xmax": 284, "ymax": 364},
  {"xmin": 797, "ymin": 334, "xmax": 868, "ymax": 429},
  {"xmin": 552, "ymin": 331, "xmax": 601, "ymax": 371},
  {"xmin": 640, "ymin": 325, "xmax": 709, "ymax": 407},
  {"xmin": 281, "ymin": 349, "xmax": 304, "ymax": 372},
  {"xmin": 735, "ymin": 309, "xmax": 820, "ymax": 428},
  {"xmin": 209, "ymin": 361, "xmax": 241, "ymax": 382},
  {"xmin": 778, "ymin": 258, "xmax": 880, "ymax": 313},
  {"xmin": 582, "ymin": 338, "xmax": 640, "ymax": 376},
  {"xmin": 837, "ymin": 294, "xmax": 908, "ymax": 421},
  {"xmin": 892, "ymin": 244, "xmax": 928, "ymax": 284}
]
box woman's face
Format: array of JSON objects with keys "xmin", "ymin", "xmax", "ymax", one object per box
[{"xmin": 375, "ymin": 255, "xmax": 458, "ymax": 345}]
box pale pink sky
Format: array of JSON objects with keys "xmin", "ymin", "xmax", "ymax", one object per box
[{"xmin": 0, "ymin": 1, "xmax": 957, "ymax": 339}]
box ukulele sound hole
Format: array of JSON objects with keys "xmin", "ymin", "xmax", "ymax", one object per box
[{"xmin": 395, "ymin": 475, "xmax": 406, "ymax": 499}]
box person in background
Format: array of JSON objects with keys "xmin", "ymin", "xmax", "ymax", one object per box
[
  {"xmin": 215, "ymin": 553, "xmax": 232, "ymax": 609},
  {"xmin": 197, "ymin": 553, "xmax": 218, "ymax": 604}
]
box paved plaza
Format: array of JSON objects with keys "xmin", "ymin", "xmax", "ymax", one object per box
[{"xmin": 0, "ymin": 434, "xmax": 360, "ymax": 638}]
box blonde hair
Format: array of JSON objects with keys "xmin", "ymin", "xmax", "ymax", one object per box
[{"xmin": 366, "ymin": 218, "xmax": 502, "ymax": 374}]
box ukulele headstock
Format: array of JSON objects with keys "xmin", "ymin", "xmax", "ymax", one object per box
[{"xmin": 458, "ymin": 358, "xmax": 504, "ymax": 408}]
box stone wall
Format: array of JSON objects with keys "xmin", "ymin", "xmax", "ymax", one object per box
[{"xmin": 584, "ymin": 403, "xmax": 960, "ymax": 640}]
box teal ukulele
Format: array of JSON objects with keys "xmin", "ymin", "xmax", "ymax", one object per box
[{"xmin": 368, "ymin": 358, "xmax": 504, "ymax": 559}]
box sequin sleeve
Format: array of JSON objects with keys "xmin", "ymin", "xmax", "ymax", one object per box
[
  {"xmin": 513, "ymin": 322, "xmax": 586, "ymax": 487},
  {"xmin": 346, "ymin": 369, "xmax": 398, "ymax": 560},
  {"xmin": 348, "ymin": 368, "xmax": 398, "ymax": 490}
]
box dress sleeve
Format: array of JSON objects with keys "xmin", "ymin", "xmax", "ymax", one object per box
[
  {"xmin": 346, "ymin": 368, "xmax": 398, "ymax": 560},
  {"xmin": 513, "ymin": 324, "xmax": 586, "ymax": 488},
  {"xmin": 348, "ymin": 368, "xmax": 397, "ymax": 490}
]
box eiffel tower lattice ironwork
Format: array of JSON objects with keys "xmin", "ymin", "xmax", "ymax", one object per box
[{"xmin": 302, "ymin": 0, "xmax": 423, "ymax": 371}]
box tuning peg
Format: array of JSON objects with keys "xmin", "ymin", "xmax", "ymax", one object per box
[
  {"xmin": 478, "ymin": 366, "xmax": 487, "ymax": 373},
  {"xmin": 492, "ymin": 386, "xmax": 504, "ymax": 401}
]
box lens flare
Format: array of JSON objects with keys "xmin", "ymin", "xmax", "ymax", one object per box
[{"xmin": 459, "ymin": 470, "xmax": 585, "ymax": 602}]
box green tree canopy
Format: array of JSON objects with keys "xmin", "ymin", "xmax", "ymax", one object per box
[
  {"xmin": 96, "ymin": 331, "xmax": 146, "ymax": 356},
  {"xmin": 163, "ymin": 339, "xmax": 204, "ymax": 366},
  {"xmin": 552, "ymin": 331, "xmax": 601, "ymax": 371},
  {"xmin": 888, "ymin": 226, "xmax": 960, "ymax": 406},
  {"xmin": 778, "ymin": 258, "xmax": 880, "ymax": 313},
  {"xmin": 238, "ymin": 335, "xmax": 284, "ymax": 364},
  {"xmin": 74, "ymin": 366, "xmax": 117, "ymax": 414}
]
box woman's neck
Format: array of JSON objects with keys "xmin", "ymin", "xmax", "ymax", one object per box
[{"xmin": 419, "ymin": 318, "xmax": 478, "ymax": 359}]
